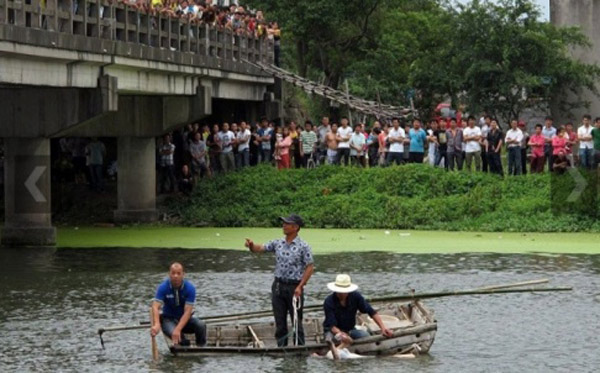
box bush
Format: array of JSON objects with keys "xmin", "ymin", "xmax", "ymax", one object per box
[{"xmin": 165, "ymin": 164, "xmax": 600, "ymax": 232}]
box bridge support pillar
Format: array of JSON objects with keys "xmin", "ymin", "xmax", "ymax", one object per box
[
  {"xmin": 1, "ymin": 138, "xmax": 56, "ymax": 247},
  {"xmin": 113, "ymin": 137, "xmax": 159, "ymax": 224}
]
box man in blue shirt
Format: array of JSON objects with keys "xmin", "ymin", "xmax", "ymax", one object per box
[
  {"xmin": 323, "ymin": 274, "xmax": 393, "ymax": 346},
  {"xmin": 150, "ymin": 262, "xmax": 206, "ymax": 347},
  {"xmin": 257, "ymin": 118, "xmax": 273, "ymax": 163},
  {"xmin": 245, "ymin": 214, "xmax": 315, "ymax": 347},
  {"xmin": 408, "ymin": 119, "xmax": 427, "ymax": 163}
]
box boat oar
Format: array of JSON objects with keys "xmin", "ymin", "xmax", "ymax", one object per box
[
  {"xmin": 150, "ymin": 308, "xmax": 159, "ymax": 361},
  {"xmin": 98, "ymin": 325, "xmax": 150, "ymax": 349}
]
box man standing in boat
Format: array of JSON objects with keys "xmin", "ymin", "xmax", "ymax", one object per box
[
  {"xmin": 150, "ymin": 262, "xmax": 207, "ymax": 347},
  {"xmin": 245, "ymin": 214, "xmax": 315, "ymax": 347},
  {"xmin": 324, "ymin": 274, "xmax": 394, "ymax": 346}
]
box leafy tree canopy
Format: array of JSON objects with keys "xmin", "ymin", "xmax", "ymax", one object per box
[{"xmin": 247, "ymin": 0, "xmax": 600, "ymax": 124}]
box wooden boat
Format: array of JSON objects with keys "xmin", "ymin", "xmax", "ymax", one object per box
[{"xmin": 164, "ymin": 300, "xmax": 437, "ymax": 357}]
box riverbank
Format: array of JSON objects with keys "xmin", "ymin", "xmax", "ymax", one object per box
[
  {"xmin": 53, "ymin": 226, "xmax": 599, "ymax": 254},
  {"xmin": 167, "ymin": 165, "xmax": 600, "ymax": 232}
]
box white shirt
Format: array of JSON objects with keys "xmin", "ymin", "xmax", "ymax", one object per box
[
  {"xmin": 481, "ymin": 124, "xmax": 490, "ymax": 138},
  {"xmin": 387, "ymin": 127, "xmax": 406, "ymax": 153},
  {"xmin": 505, "ymin": 128, "xmax": 524, "ymax": 148},
  {"xmin": 236, "ymin": 129, "xmax": 251, "ymax": 151},
  {"xmin": 218, "ymin": 131, "xmax": 235, "ymax": 153},
  {"xmin": 463, "ymin": 126, "xmax": 482, "ymax": 153},
  {"xmin": 349, "ymin": 133, "xmax": 366, "ymax": 156},
  {"xmin": 336, "ymin": 126, "xmax": 353, "ymax": 148},
  {"xmin": 578, "ymin": 125, "xmax": 594, "ymax": 149}
]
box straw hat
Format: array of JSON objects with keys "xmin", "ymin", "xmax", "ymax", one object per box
[{"xmin": 327, "ymin": 274, "xmax": 359, "ymax": 293}]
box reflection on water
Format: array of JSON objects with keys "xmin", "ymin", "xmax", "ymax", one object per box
[{"xmin": 0, "ymin": 248, "xmax": 599, "ymax": 372}]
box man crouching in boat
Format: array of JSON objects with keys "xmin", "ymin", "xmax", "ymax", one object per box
[
  {"xmin": 150, "ymin": 262, "xmax": 207, "ymax": 347},
  {"xmin": 324, "ymin": 274, "xmax": 393, "ymax": 347}
]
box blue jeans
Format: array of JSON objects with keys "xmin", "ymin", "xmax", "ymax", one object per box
[
  {"xmin": 236, "ymin": 149, "xmax": 250, "ymax": 168},
  {"xmin": 435, "ymin": 150, "xmax": 447, "ymax": 169},
  {"xmin": 89, "ymin": 164, "xmax": 104, "ymax": 192},
  {"xmin": 579, "ymin": 148, "xmax": 594, "ymax": 169},
  {"xmin": 507, "ymin": 146, "xmax": 522, "ymax": 175},
  {"xmin": 261, "ymin": 148, "xmax": 272, "ymax": 163},
  {"xmin": 487, "ymin": 151, "xmax": 504, "ymax": 175},
  {"xmin": 160, "ymin": 315, "xmax": 207, "ymax": 346},
  {"xmin": 387, "ymin": 151, "xmax": 404, "ymax": 166},
  {"xmin": 326, "ymin": 328, "xmax": 371, "ymax": 343}
]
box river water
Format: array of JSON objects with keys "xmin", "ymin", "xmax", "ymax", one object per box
[{"xmin": 0, "ymin": 248, "xmax": 598, "ymax": 372}]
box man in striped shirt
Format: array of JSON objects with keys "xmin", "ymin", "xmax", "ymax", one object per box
[{"xmin": 300, "ymin": 121, "xmax": 318, "ymax": 167}]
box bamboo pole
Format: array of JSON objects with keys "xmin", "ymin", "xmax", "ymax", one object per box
[
  {"xmin": 198, "ymin": 286, "xmax": 572, "ymax": 323},
  {"xmin": 97, "ymin": 282, "xmax": 570, "ymax": 338},
  {"xmin": 150, "ymin": 308, "xmax": 159, "ymax": 361},
  {"xmin": 472, "ymin": 278, "xmax": 549, "ymax": 291}
]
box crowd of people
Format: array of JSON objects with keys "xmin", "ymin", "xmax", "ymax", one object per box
[
  {"xmin": 37, "ymin": 1, "xmax": 281, "ymax": 64},
  {"xmin": 122, "ymin": 1, "xmax": 279, "ymax": 39},
  {"xmin": 158, "ymin": 114, "xmax": 600, "ymax": 194}
]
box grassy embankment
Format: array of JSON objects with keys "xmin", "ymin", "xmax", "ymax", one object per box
[
  {"xmin": 166, "ymin": 164, "xmax": 600, "ymax": 233},
  {"xmin": 10, "ymin": 163, "xmax": 598, "ymax": 254}
]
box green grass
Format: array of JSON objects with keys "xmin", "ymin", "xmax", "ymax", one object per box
[
  {"xmin": 57, "ymin": 226, "xmax": 600, "ymax": 254},
  {"xmin": 165, "ymin": 164, "xmax": 600, "ymax": 232}
]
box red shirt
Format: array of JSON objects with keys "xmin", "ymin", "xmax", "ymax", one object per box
[
  {"xmin": 566, "ymin": 131, "xmax": 577, "ymax": 154},
  {"xmin": 378, "ymin": 132, "xmax": 387, "ymax": 151},
  {"xmin": 529, "ymin": 134, "xmax": 545, "ymax": 158},
  {"xmin": 552, "ymin": 135, "xmax": 567, "ymax": 156}
]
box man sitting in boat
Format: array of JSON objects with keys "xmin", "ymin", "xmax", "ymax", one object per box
[
  {"xmin": 323, "ymin": 274, "xmax": 394, "ymax": 346},
  {"xmin": 150, "ymin": 262, "xmax": 207, "ymax": 347}
]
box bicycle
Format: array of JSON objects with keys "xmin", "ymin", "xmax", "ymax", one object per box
[{"xmin": 306, "ymin": 151, "xmax": 320, "ymax": 170}]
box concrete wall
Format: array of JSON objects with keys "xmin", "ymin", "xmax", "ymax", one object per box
[{"xmin": 550, "ymin": 0, "xmax": 600, "ymax": 121}]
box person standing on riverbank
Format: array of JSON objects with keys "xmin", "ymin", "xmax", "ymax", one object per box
[
  {"xmin": 336, "ymin": 118, "xmax": 353, "ymax": 166},
  {"xmin": 245, "ymin": 214, "xmax": 315, "ymax": 347},
  {"xmin": 150, "ymin": 262, "xmax": 207, "ymax": 347},
  {"xmin": 463, "ymin": 116, "xmax": 482, "ymax": 172},
  {"xmin": 326, "ymin": 123, "xmax": 339, "ymax": 165}
]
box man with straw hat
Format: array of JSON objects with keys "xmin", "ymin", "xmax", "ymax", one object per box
[
  {"xmin": 323, "ymin": 274, "xmax": 393, "ymax": 346},
  {"xmin": 245, "ymin": 214, "xmax": 314, "ymax": 347}
]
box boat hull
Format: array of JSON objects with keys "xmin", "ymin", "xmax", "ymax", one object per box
[{"xmin": 165, "ymin": 301, "xmax": 437, "ymax": 357}]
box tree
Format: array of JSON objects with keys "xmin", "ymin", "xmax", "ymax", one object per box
[
  {"xmin": 447, "ymin": 0, "xmax": 600, "ymax": 124},
  {"xmin": 248, "ymin": 0, "xmax": 600, "ymax": 124}
]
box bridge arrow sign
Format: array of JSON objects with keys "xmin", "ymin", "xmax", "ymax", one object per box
[{"xmin": 24, "ymin": 166, "xmax": 47, "ymax": 203}]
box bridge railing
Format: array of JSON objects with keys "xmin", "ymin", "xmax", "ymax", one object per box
[{"xmin": 0, "ymin": 0, "xmax": 274, "ymax": 65}]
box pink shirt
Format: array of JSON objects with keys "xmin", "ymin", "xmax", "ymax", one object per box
[
  {"xmin": 529, "ymin": 134, "xmax": 545, "ymax": 158},
  {"xmin": 278, "ymin": 136, "xmax": 292, "ymax": 155},
  {"xmin": 552, "ymin": 135, "xmax": 567, "ymax": 156}
]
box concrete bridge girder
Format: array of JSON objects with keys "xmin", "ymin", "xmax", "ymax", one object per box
[
  {"xmin": 0, "ymin": 40, "xmax": 272, "ymax": 99},
  {"xmin": 0, "ymin": 75, "xmax": 118, "ymax": 138},
  {"xmin": 58, "ymin": 85, "xmax": 213, "ymax": 138}
]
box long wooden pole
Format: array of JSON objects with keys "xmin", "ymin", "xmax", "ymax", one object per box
[
  {"xmin": 150, "ymin": 308, "xmax": 159, "ymax": 361},
  {"xmin": 198, "ymin": 286, "xmax": 572, "ymax": 323},
  {"xmin": 98, "ymin": 281, "xmax": 569, "ymax": 337},
  {"xmin": 472, "ymin": 278, "xmax": 549, "ymax": 291}
]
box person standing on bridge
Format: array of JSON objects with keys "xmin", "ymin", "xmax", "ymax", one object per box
[{"xmin": 245, "ymin": 214, "xmax": 315, "ymax": 347}]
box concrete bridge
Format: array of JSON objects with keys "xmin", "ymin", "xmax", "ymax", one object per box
[{"xmin": 0, "ymin": 0, "xmax": 281, "ymax": 246}]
